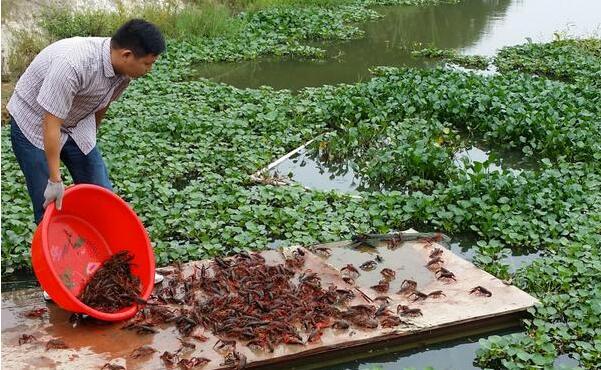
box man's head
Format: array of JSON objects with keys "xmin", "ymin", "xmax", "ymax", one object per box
[{"xmin": 110, "ymin": 19, "xmax": 165, "ymax": 78}]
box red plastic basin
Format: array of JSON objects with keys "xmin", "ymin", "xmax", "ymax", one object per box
[{"xmin": 31, "ymin": 184, "xmax": 155, "ymax": 321}]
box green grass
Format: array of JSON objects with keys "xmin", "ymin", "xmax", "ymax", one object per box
[
  {"xmin": 4, "ymin": 29, "xmax": 52, "ymax": 80},
  {"xmin": 234, "ymin": 0, "xmax": 355, "ymax": 11},
  {"xmin": 40, "ymin": 7, "xmax": 123, "ymax": 38},
  {"xmin": 173, "ymin": 2, "xmax": 244, "ymax": 38},
  {"xmin": 39, "ymin": 2, "xmax": 244, "ymax": 40}
]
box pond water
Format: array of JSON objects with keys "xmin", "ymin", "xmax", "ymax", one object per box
[
  {"xmin": 1, "ymin": 270, "xmax": 39, "ymax": 292},
  {"xmin": 195, "ymin": 0, "xmax": 601, "ymax": 90},
  {"xmin": 323, "ymin": 330, "xmax": 579, "ymax": 370},
  {"xmin": 268, "ymin": 142, "xmax": 531, "ymax": 193},
  {"xmin": 326, "ymin": 328, "xmax": 517, "ymax": 370}
]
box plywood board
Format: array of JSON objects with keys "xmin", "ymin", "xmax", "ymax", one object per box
[{"xmin": 1, "ymin": 235, "xmax": 538, "ymax": 370}]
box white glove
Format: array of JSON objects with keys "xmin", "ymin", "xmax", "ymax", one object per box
[{"xmin": 43, "ymin": 180, "xmax": 65, "ymax": 210}]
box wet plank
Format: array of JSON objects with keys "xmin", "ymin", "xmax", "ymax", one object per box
[{"xmin": 1, "ymin": 234, "xmax": 538, "ymax": 369}]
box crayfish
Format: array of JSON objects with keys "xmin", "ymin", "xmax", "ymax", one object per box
[
  {"xmin": 397, "ymin": 279, "xmax": 417, "ymax": 295},
  {"xmin": 24, "ymin": 307, "xmax": 47, "ymax": 318},
  {"xmin": 380, "ymin": 268, "xmax": 396, "ymax": 281},
  {"xmin": 341, "ymin": 264, "xmax": 360, "ymax": 278},
  {"xmin": 351, "ymin": 316, "xmax": 379, "ymax": 329},
  {"xmin": 370, "ymin": 280, "xmax": 390, "ymax": 293},
  {"xmin": 374, "ymin": 303, "xmax": 392, "ymax": 317},
  {"xmin": 379, "ymin": 315, "xmax": 403, "ymax": 328},
  {"xmin": 426, "ymin": 290, "xmax": 446, "ymax": 298},
  {"xmin": 220, "ymin": 351, "xmax": 247, "ymax": 369},
  {"xmin": 426, "ymin": 257, "xmax": 444, "ymax": 270},
  {"xmin": 436, "ymin": 267, "xmax": 457, "ymax": 282},
  {"xmin": 397, "ymin": 305, "xmax": 423, "ymax": 317},
  {"xmin": 359, "ymin": 260, "xmax": 378, "ymax": 271},
  {"xmin": 78, "ymin": 251, "xmax": 143, "ymax": 313},
  {"xmin": 409, "ymin": 290, "xmax": 428, "ymax": 302},
  {"xmin": 470, "ymin": 286, "xmax": 492, "ymax": 297},
  {"xmin": 429, "ymin": 248, "xmax": 443, "ymax": 259},
  {"xmin": 18, "ymin": 334, "xmax": 36, "ymax": 345},
  {"xmin": 178, "ymin": 357, "xmax": 211, "ymax": 369},
  {"xmin": 130, "ymin": 345, "xmax": 156, "ymax": 359},
  {"xmin": 374, "ymin": 295, "xmax": 392, "ymax": 304},
  {"xmin": 161, "ymin": 350, "xmax": 179, "ymax": 367},
  {"xmin": 101, "ymin": 364, "xmax": 124, "ymax": 370},
  {"xmin": 332, "ymin": 320, "xmax": 350, "ymax": 329},
  {"xmin": 46, "ymin": 339, "xmax": 68, "ymax": 350},
  {"xmin": 213, "ymin": 339, "xmax": 236, "ymax": 353},
  {"xmin": 307, "ymin": 329, "xmax": 324, "ymax": 343},
  {"xmin": 311, "ymin": 246, "xmax": 332, "ymax": 257}
]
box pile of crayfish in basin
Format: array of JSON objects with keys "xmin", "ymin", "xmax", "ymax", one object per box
[
  {"xmin": 77, "ymin": 251, "xmax": 145, "ymax": 313},
  {"xmin": 109, "ymin": 248, "xmax": 409, "ymax": 369}
]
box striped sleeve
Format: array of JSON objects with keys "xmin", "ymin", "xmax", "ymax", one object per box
[{"xmin": 36, "ymin": 58, "xmax": 80, "ymax": 120}]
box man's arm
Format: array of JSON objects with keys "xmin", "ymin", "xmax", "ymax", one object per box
[
  {"xmin": 42, "ymin": 111, "xmax": 65, "ymax": 210},
  {"xmin": 43, "ymin": 112, "xmax": 64, "ymax": 182},
  {"xmin": 36, "ymin": 58, "xmax": 78, "ymax": 181},
  {"xmin": 95, "ymin": 105, "xmax": 109, "ymax": 130},
  {"xmin": 35, "ymin": 57, "xmax": 79, "ymax": 210}
]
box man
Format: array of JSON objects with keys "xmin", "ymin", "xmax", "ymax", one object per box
[{"xmin": 7, "ymin": 19, "xmax": 166, "ymax": 297}]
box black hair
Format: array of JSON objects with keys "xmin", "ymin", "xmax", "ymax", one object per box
[{"xmin": 111, "ymin": 19, "xmax": 165, "ymax": 57}]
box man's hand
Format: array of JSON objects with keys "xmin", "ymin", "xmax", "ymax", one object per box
[{"xmin": 43, "ymin": 180, "xmax": 65, "ymax": 210}]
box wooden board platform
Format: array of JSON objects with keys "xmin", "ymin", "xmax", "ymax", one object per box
[{"xmin": 1, "ymin": 235, "xmax": 538, "ymax": 369}]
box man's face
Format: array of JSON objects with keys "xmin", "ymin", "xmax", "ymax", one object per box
[{"xmin": 118, "ymin": 50, "xmax": 158, "ymax": 78}]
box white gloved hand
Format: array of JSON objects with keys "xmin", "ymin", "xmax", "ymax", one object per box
[{"xmin": 43, "ymin": 180, "xmax": 65, "ymax": 210}]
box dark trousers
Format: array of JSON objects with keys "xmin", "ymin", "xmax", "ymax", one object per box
[{"xmin": 9, "ymin": 115, "xmax": 112, "ymax": 223}]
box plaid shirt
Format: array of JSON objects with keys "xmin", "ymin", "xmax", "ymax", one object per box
[{"xmin": 7, "ymin": 37, "xmax": 130, "ymax": 155}]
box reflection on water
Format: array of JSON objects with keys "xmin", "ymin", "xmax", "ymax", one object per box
[
  {"xmin": 194, "ymin": 0, "xmax": 512, "ymax": 89},
  {"xmin": 1, "ymin": 270, "xmax": 39, "ymax": 292},
  {"xmin": 328, "ymin": 329, "xmax": 519, "ymax": 370},
  {"xmin": 453, "ymin": 146, "xmax": 535, "ymax": 175},
  {"xmin": 454, "ymin": 147, "xmax": 502, "ymax": 172},
  {"xmin": 272, "ymin": 147, "xmax": 362, "ymax": 193},
  {"xmin": 326, "ymin": 327, "xmax": 580, "ymax": 370},
  {"xmin": 463, "ymin": 0, "xmax": 601, "ymax": 56},
  {"xmin": 195, "ymin": 0, "xmax": 600, "ymax": 90},
  {"xmin": 270, "ymin": 144, "xmax": 530, "ymax": 193}
]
